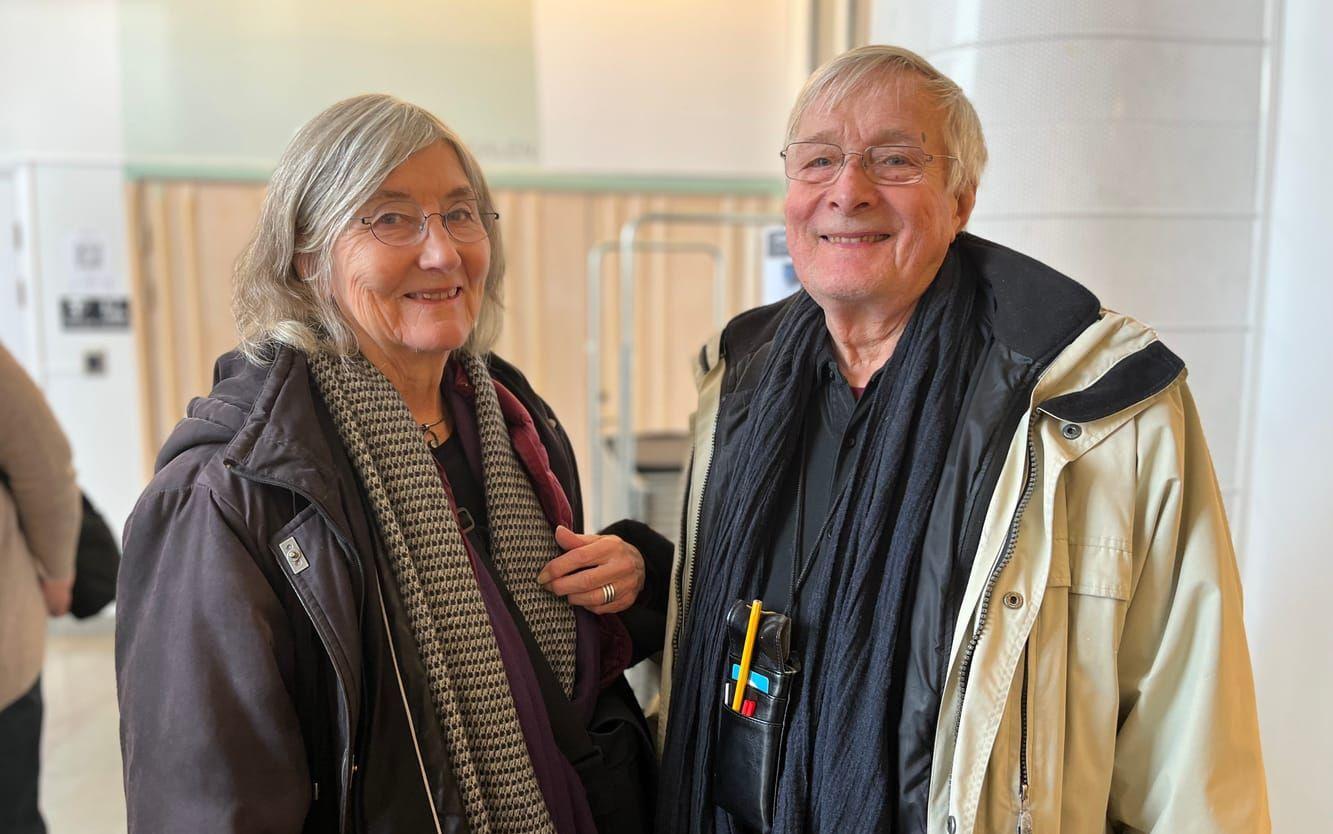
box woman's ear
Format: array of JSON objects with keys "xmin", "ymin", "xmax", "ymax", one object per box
[{"xmin": 293, "ymin": 252, "xmax": 315, "ymax": 280}]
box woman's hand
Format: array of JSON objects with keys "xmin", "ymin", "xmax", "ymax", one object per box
[{"xmin": 538, "ymin": 525, "xmax": 645, "ymax": 614}]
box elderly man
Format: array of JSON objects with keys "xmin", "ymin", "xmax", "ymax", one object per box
[{"xmin": 657, "ymin": 45, "xmax": 1269, "ymax": 834}]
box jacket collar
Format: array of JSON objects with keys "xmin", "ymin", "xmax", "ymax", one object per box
[
  {"xmin": 715, "ymin": 234, "xmax": 1183, "ymax": 426},
  {"xmin": 953, "ymin": 232, "xmax": 1100, "ymax": 366},
  {"xmin": 716, "ymin": 233, "xmax": 1103, "ymax": 396}
]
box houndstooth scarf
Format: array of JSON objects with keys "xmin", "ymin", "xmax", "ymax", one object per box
[{"xmin": 308, "ymin": 349, "xmax": 577, "ymax": 834}]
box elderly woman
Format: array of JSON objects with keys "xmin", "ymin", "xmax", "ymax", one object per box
[{"xmin": 116, "ymin": 95, "xmax": 666, "ymax": 833}]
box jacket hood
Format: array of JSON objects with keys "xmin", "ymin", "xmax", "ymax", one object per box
[
  {"xmin": 154, "ymin": 351, "xmax": 274, "ymax": 473},
  {"xmin": 154, "ymin": 347, "xmax": 349, "ymax": 517}
]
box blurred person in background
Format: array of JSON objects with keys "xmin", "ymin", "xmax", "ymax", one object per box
[
  {"xmin": 117, "ymin": 94, "xmax": 666, "ymax": 833},
  {"xmin": 657, "ymin": 45, "xmax": 1269, "ymax": 834},
  {"xmin": 0, "ymin": 342, "xmax": 81, "ymax": 834}
]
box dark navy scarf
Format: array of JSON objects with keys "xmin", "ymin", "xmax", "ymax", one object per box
[{"xmin": 658, "ymin": 251, "xmax": 984, "ymax": 833}]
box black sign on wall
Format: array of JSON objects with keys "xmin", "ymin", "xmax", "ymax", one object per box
[{"xmin": 60, "ymin": 296, "xmax": 130, "ymax": 330}]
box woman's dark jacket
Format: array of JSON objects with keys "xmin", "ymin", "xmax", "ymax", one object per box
[{"xmin": 115, "ymin": 346, "xmax": 668, "ymax": 833}]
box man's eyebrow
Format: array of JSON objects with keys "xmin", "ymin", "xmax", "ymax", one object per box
[
  {"xmin": 791, "ymin": 127, "xmax": 922, "ymax": 146},
  {"xmin": 869, "ymin": 128, "xmax": 920, "ymax": 145},
  {"xmin": 796, "ymin": 129, "xmax": 842, "ymax": 144}
]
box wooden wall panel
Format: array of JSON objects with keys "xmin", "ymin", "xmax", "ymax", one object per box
[{"xmin": 127, "ymin": 179, "xmax": 782, "ymax": 490}]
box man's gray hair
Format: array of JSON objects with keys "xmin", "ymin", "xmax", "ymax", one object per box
[
  {"xmin": 233, "ymin": 94, "xmax": 505, "ymax": 363},
  {"xmin": 786, "ymin": 45, "xmax": 987, "ymax": 196}
]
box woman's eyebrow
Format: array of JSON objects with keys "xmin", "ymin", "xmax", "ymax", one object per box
[{"xmin": 365, "ymin": 186, "xmax": 477, "ymax": 204}]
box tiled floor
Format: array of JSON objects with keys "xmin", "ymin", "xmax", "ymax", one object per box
[{"xmin": 38, "ymin": 615, "xmax": 126, "ymax": 833}]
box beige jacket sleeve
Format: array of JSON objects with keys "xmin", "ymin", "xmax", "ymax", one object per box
[
  {"xmin": 0, "ymin": 344, "xmax": 80, "ymax": 580},
  {"xmin": 1110, "ymin": 383, "xmax": 1270, "ymax": 832}
]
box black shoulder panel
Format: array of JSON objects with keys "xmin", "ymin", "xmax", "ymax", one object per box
[{"xmin": 1040, "ymin": 340, "xmax": 1185, "ymax": 424}]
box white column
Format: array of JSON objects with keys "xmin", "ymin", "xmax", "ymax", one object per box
[{"xmin": 1244, "ymin": 0, "xmax": 1333, "ymax": 828}]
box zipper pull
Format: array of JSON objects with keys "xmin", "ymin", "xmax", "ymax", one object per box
[{"xmin": 1017, "ymin": 783, "xmax": 1034, "ymax": 834}]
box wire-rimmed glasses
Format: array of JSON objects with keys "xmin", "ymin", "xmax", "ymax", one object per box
[
  {"xmin": 781, "ymin": 142, "xmax": 957, "ymax": 186},
  {"xmin": 358, "ymin": 200, "xmax": 500, "ymax": 246}
]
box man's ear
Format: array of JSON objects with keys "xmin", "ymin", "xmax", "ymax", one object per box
[{"xmin": 953, "ymin": 186, "xmax": 977, "ymax": 235}]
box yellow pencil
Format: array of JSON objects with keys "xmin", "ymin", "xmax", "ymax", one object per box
[{"xmin": 731, "ymin": 599, "xmax": 764, "ymax": 712}]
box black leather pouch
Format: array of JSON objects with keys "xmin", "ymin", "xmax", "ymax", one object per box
[{"xmin": 712, "ymin": 600, "xmax": 799, "ymax": 833}]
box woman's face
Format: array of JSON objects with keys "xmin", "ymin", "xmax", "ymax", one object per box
[{"xmin": 328, "ymin": 141, "xmax": 491, "ymax": 367}]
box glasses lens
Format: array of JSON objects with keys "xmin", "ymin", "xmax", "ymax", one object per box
[
  {"xmin": 369, "ymin": 202, "xmax": 423, "ymax": 246},
  {"xmin": 865, "ymin": 146, "xmax": 927, "ymax": 184},
  {"xmin": 783, "ymin": 142, "xmax": 844, "ymax": 183},
  {"xmin": 443, "ymin": 202, "xmax": 488, "ymax": 244}
]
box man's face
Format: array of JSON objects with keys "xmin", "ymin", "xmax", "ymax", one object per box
[{"xmin": 784, "ymin": 74, "xmax": 975, "ymax": 311}]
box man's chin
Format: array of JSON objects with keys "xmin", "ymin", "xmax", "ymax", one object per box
[{"xmin": 800, "ymin": 273, "xmax": 900, "ymax": 307}]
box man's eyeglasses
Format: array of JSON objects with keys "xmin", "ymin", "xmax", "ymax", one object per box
[
  {"xmin": 780, "ymin": 142, "xmax": 957, "ymax": 186},
  {"xmin": 358, "ymin": 200, "xmax": 500, "ymax": 247}
]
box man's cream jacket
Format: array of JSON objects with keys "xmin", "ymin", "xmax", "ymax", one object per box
[{"xmin": 660, "ymin": 310, "xmax": 1270, "ymax": 833}]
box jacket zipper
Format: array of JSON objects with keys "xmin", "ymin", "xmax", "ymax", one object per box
[
  {"xmin": 946, "ymin": 411, "xmax": 1040, "ymax": 821},
  {"xmin": 952, "ymin": 411, "xmax": 1038, "ymax": 735},
  {"xmin": 1018, "ymin": 641, "xmax": 1033, "ymax": 834},
  {"xmin": 227, "ymin": 463, "xmax": 361, "ymax": 833},
  {"xmin": 672, "ymin": 424, "xmax": 716, "ymax": 667}
]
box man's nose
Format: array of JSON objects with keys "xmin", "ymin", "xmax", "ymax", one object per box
[{"xmin": 827, "ymin": 152, "xmax": 878, "ymax": 212}]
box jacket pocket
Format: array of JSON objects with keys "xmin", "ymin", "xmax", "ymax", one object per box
[{"xmin": 1049, "ymin": 537, "xmax": 1132, "ymax": 600}]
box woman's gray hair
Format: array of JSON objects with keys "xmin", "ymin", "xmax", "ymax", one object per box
[
  {"xmin": 785, "ymin": 45, "xmax": 987, "ymax": 197},
  {"xmin": 233, "ymin": 94, "xmax": 505, "ymax": 363}
]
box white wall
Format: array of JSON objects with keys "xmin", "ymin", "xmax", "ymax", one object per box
[
  {"xmin": 0, "ymin": 0, "xmax": 142, "ymax": 538},
  {"xmin": 531, "ymin": 0, "xmax": 797, "ymax": 177},
  {"xmin": 0, "ymin": 0, "xmax": 123, "ymax": 160},
  {"xmin": 1243, "ymin": 0, "xmax": 1333, "ymax": 827}
]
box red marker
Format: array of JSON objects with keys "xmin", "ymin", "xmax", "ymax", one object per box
[{"xmin": 741, "ymin": 699, "xmax": 757, "ymax": 718}]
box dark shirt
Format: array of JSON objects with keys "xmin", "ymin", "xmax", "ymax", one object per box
[{"xmin": 756, "ymin": 338, "xmax": 896, "ymax": 615}]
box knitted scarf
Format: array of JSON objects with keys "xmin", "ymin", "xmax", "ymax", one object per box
[
  {"xmin": 308, "ymin": 349, "xmax": 577, "ymax": 834},
  {"xmin": 658, "ymin": 253, "xmax": 984, "ymax": 833}
]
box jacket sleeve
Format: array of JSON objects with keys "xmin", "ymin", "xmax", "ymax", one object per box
[
  {"xmin": 0, "ymin": 344, "xmax": 79, "ymax": 580},
  {"xmin": 1109, "ymin": 382, "xmax": 1270, "ymax": 832},
  {"xmin": 116, "ymin": 485, "xmax": 312, "ymax": 833},
  {"xmin": 600, "ymin": 518, "xmax": 673, "ymax": 664}
]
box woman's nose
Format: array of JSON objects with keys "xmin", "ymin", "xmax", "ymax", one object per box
[{"xmin": 418, "ymin": 216, "xmax": 463, "ymax": 271}]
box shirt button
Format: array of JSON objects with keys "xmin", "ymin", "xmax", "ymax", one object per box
[{"xmin": 845, "ymin": 435, "xmax": 856, "ymax": 449}]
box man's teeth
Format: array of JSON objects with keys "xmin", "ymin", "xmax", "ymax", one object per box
[
  {"xmin": 825, "ymin": 233, "xmax": 890, "ymax": 243},
  {"xmin": 411, "ymin": 288, "xmax": 462, "ymax": 300}
]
